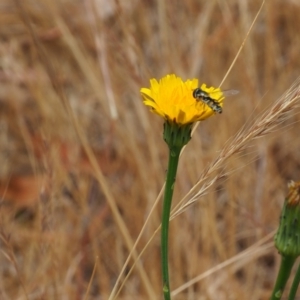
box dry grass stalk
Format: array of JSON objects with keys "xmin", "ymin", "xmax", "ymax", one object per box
[{"xmin": 174, "ymin": 78, "xmax": 300, "ymax": 216}]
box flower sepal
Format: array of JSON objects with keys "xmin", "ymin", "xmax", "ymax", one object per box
[
  {"xmin": 275, "ymin": 181, "xmax": 300, "ymax": 257},
  {"xmin": 163, "ymin": 121, "xmax": 192, "ymax": 151}
]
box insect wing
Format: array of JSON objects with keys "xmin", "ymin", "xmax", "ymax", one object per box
[
  {"xmin": 207, "ymin": 89, "xmax": 239, "ymax": 99},
  {"xmin": 222, "ymin": 89, "xmax": 239, "ymax": 97}
]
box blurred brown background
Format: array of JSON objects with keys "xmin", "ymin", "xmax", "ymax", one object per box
[{"xmin": 0, "ymin": 0, "xmax": 300, "ymax": 299}]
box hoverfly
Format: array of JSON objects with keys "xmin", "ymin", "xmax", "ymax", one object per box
[{"xmin": 193, "ymin": 88, "xmax": 239, "ymax": 114}]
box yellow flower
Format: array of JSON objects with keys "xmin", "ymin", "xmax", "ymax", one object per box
[{"xmin": 140, "ymin": 74, "xmax": 224, "ymax": 125}]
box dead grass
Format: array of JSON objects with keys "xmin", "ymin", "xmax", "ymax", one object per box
[{"xmin": 1, "ymin": 0, "xmax": 300, "ymax": 299}]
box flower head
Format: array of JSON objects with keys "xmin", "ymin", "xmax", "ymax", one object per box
[{"xmin": 140, "ymin": 74, "xmax": 224, "ymax": 125}]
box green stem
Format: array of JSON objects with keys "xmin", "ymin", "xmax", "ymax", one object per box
[
  {"xmin": 161, "ymin": 146, "xmax": 181, "ymax": 300},
  {"xmin": 288, "ymin": 262, "xmax": 300, "ymax": 300},
  {"xmin": 270, "ymin": 255, "xmax": 296, "ymax": 300}
]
